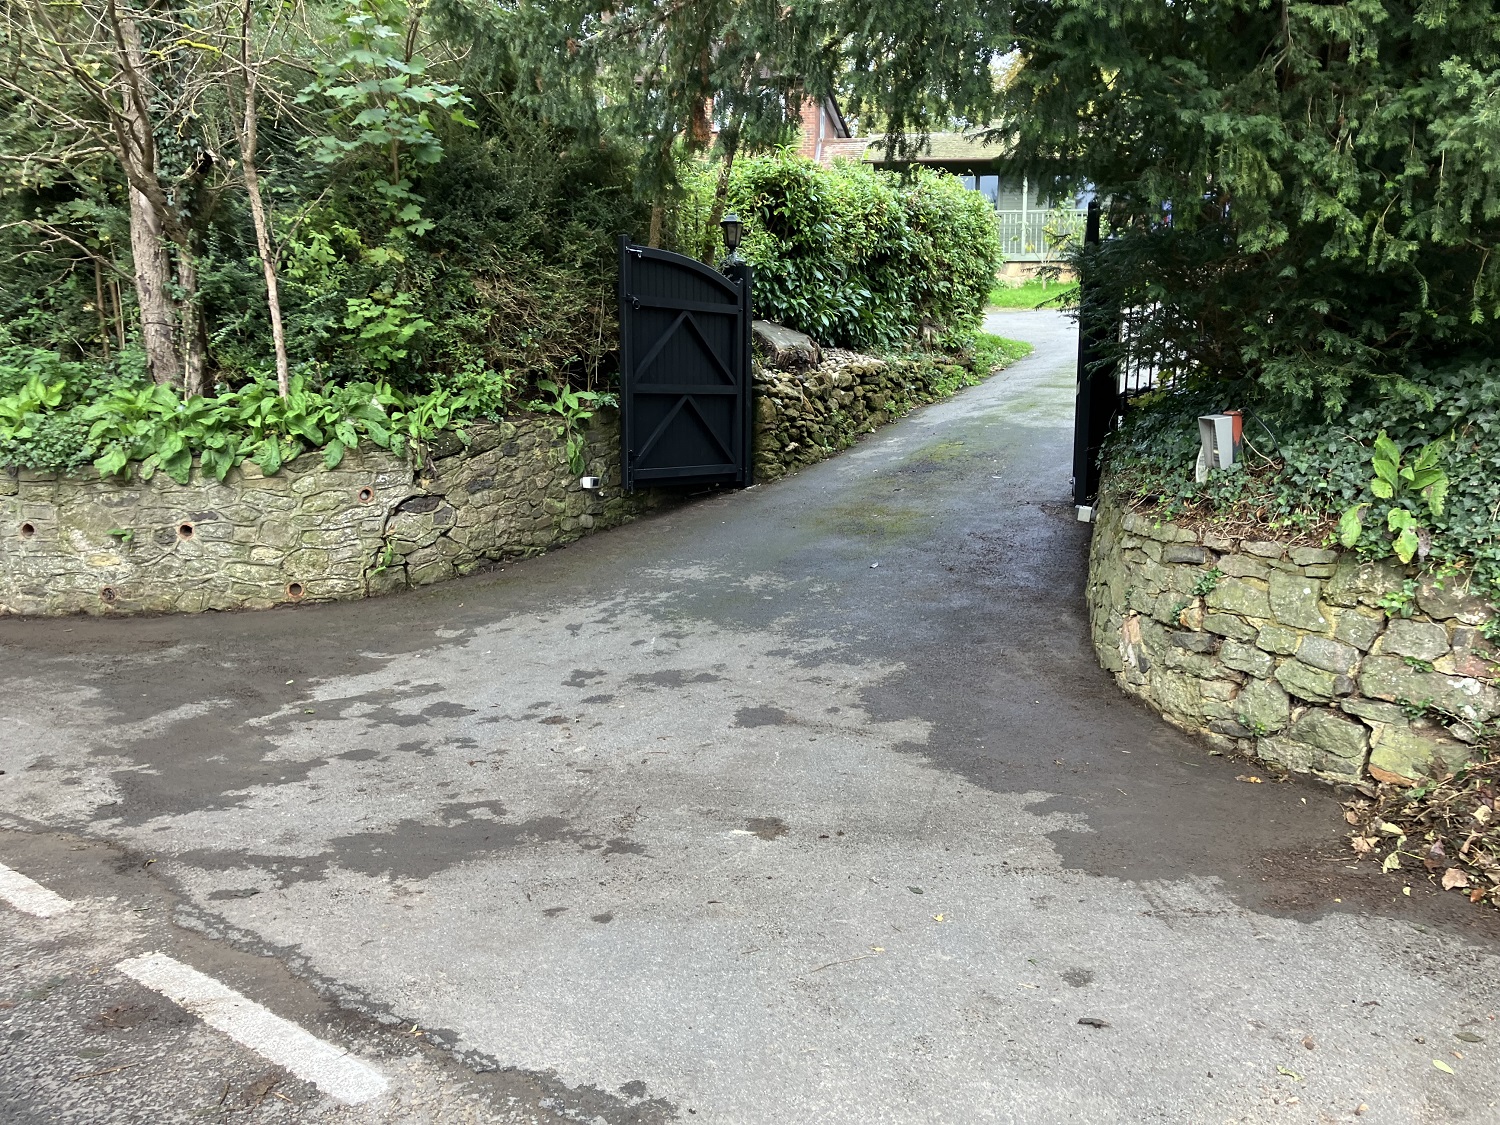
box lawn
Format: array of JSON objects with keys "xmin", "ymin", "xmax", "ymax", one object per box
[{"xmin": 987, "ymin": 279, "xmax": 1079, "ymax": 310}]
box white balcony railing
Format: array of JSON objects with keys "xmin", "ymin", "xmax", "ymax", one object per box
[{"xmin": 997, "ymin": 208, "xmax": 1088, "ymax": 262}]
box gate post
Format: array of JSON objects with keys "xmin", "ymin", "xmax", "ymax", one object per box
[
  {"xmin": 1072, "ymin": 200, "xmax": 1120, "ymax": 508},
  {"xmin": 723, "ymin": 259, "xmax": 754, "ymax": 487}
]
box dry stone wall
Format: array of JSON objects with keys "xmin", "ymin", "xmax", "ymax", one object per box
[
  {"xmin": 752, "ymin": 349, "xmax": 973, "ymax": 483},
  {"xmin": 0, "ymin": 411, "xmax": 659, "ymax": 616},
  {"xmin": 1088, "ymin": 491, "xmax": 1499, "ymax": 786},
  {"xmin": 1, "ymin": 332, "xmax": 985, "ymax": 616}
]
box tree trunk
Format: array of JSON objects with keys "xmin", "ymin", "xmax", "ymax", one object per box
[
  {"xmin": 126, "ymin": 184, "xmax": 182, "ymax": 387},
  {"xmin": 115, "ymin": 12, "xmax": 183, "ymax": 387},
  {"xmin": 701, "ymin": 123, "xmax": 742, "ymax": 265},
  {"xmin": 112, "ymin": 279, "xmax": 126, "ymax": 351},
  {"xmin": 234, "ymin": 28, "xmax": 290, "ymax": 398},
  {"xmin": 175, "ymin": 250, "xmax": 208, "ymax": 397},
  {"xmin": 648, "ymin": 202, "xmax": 663, "ymax": 248},
  {"xmin": 242, "ymin": 155, "xmax": 290, "ymax": 397},
  {"xmin": 93, "ymin": 259, "xmax": 111, "ymax": 360}
]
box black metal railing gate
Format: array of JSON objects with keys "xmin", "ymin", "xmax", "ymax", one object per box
[
  {"xmin": 1071, "ymin": 201, "xmax": 1163, "ymax": 507},
  {"xmin": 618, "ymin": 239, "xmax": 753, "ymax": 491}
]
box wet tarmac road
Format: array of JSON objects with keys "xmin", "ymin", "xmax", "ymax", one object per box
[{"xmin": 2, "ymin": 310, "xmax": 1498, "ymax": 1124}]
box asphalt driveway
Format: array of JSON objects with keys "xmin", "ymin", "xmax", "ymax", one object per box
[{"xmin": 2, "ymin": 310, "xmax": 1497, "ymax": 1124}]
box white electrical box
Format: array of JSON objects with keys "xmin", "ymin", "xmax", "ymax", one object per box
[{"xmin": 1196, "ymin": 413, "xmax": 1242, "ymax": 482}]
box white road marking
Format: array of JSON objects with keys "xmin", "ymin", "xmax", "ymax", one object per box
[
  {"xmin": 0, "ymin": 862, "xmax": 74, "ymax": 917},
  {"xmin": 117, "ymin": 952, "xmax": 388, "ymax": 1104}
]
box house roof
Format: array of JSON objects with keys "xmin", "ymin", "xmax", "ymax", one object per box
[{"xmin": 863, "ymin": 132, "xmax": 1008, "ymax": 166}]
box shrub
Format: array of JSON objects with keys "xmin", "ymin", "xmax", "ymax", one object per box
[
  {"xmin": 713, "ymin": 152, "xmax": 1000, "ymax": 350},
  {"xmin": 1004, "ymin": 0, "xmax": 1500, "ymax": 414}
]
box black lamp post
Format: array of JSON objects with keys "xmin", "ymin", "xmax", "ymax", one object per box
[{"xmin": 720, "ymin": 213, "xmax": 743, "ymax": 266}]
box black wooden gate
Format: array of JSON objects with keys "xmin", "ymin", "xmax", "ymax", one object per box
[{"xmin": 618, "ymin": 238, "xmax": 753, "ymax": 491}]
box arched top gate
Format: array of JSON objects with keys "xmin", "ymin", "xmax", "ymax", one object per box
[{"xmin": 618, "ymin": 239, "xmax": 753, "ymax": 491}]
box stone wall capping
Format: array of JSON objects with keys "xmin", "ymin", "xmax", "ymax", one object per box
[
  {"xmin": 1089, "ymin": 491, "xmax": 1497, "ymax": 788},
  {"xmin": 1218, "ymin": 555, "xmax": 1271, "ymax": 580},
  {"xmin": 1200, "ymin": 531, "xmax": 1235, "ymax": 552},
  {"xmin": 1241, "ymin": 539, "xmax": 1287, "ymax": 559}
]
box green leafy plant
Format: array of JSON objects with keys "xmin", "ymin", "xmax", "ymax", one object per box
[
  {"xmin": 1379, "ymin": 579, "xmax": 1422, "ymax": 619},
  {"xmin": 528, "ymin": 379, "xmax": 606, "ymax": 475},
  {"xmin": 0, "ymin": 373, "xmax": 64, "ymax": 439},
  {"xmin": 70, "ymin": 373, "xmax": 460, "ymax": 485},
  {"xmin": 1339, "ymin": 432, "xmax": 1450, "ymax": 563},
  {"xmin": 342, "ymin": 291, "xmax": 433, "ymax": 372},
  {"xmin": 300, "ymin": 0, "xmax": 475, "ymax": 237},
  {"xmin": 1191, "ymin": 567, "xmax": 1224, "ymax": 597}
]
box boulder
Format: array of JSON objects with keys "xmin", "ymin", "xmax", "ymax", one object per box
[{"xmin": 752, "ymin": 321, "xmax": 821, "ymax": 369}]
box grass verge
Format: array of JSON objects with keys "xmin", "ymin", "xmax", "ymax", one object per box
[{"xmin": 986, "ymin": 280, "xmax": 1079, "ymax": 310}]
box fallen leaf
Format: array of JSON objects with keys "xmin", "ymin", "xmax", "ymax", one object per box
[
  {"xmin": 1236, "ymin": 775, "xmax": 1264, "ymax": 784},
  {"xmin": 1456, "ymin": 1031, "xmax": 1483, "ymax": 1043},
  {"xmin": 908, "ymin": 886, "xmax": 923, "ymax": 895},
  {"xmin": 1344, "ymin": 810, "xmax": 1361, "ymax": 825},
  {"xmin": 1352, "ymin": 836, "xmax": 1378, "ymax": 855},
  {"xmin": 1471, "ymin": 888, "xmax": 1486, "ymax": 904},
  {"xmin": 1276, "ymin": 1065, "xmax": 1304, "ymax": 1082},
  {"xmin": 1354, "ymin": 1105, "xmax": 1369, "ymax": 1117},
  {"xmin": 1302, "ymin": 1036, "xmax": 1316, "ymax": 1050},
  {"xmin": 1402, "ymin": 886, "xmax": 1412, "ymax": 896},
  {"xmin": 1077, "ymin": 1017, "xmax": 1109, "ymax": 1028},
  {"xmin": 932, "ymin": 914, "xmax": 945, "ymax": 922},
  {"xmin": 1433, "ymin": 1059, "xmax": 1455, "ymax": 1074},
  {"xmin": 1381, "ymin": 851, "xmax": 1402, "ymax": 872},
  {"xmin": 1441, "ymin": 867, "xmax": 1470, "ymax": 890}
]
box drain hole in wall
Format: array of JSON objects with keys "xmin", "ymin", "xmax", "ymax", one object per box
[
  {"xmin": 100, "ymin": 587, "xmax": 118, "ymax": 604},
  {"xmin": 19, "ymin": 522, "xmax": 35, "ymax": 539},
  {"xmin": 357, "ymin": 487, "xmax": 375, "ymax": 504},
  {"xmin": 286, "ymin": 582, "xmax": 305, "ymax": 600},
  {"xmin": 177, "ymin": 523, "xmax": 194, "ymax": 540}
]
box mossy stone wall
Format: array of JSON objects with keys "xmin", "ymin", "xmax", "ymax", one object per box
[
  {"xmin": 0, "ymin": 411, "xmax": 657, "ymax": 616},
  {"xmin": 1088, "ymin": 491, "xmax": 1498, "ymax": 785},
  {"xmin": 1, "ymin": 342, "xmax": 960, "ymax": 616}
]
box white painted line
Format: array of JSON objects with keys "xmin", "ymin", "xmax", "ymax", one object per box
[
  {"xmin": 117, "ymin": 952, "xmax": 388, "ymax": 1104},
  {"xmin": 0, "ymin": 862, "xmax": 74, "ymax": 917}
]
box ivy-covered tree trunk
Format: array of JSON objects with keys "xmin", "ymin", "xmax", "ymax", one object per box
[
  {"xmin": 124, "ymin": 183, "xmax": 182, "ymax": 388},
  {"xmin": 175, "ymin": 250, "xmax": 208, "ymax": 397}
]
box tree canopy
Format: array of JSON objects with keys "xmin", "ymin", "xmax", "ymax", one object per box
[{"xmin": 995, "ymin": 0, "xmax": 1500, "ymax": 409}]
